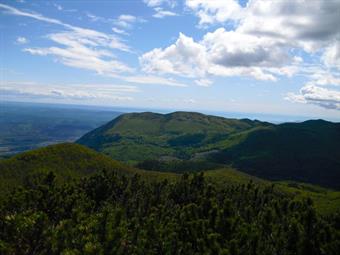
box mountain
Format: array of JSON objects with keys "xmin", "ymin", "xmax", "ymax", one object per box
[
  {"xmin": 214, "ymin": 119, "xmax": 340, "ymax": 189},
  {"xmin": 77, "ymin": 112, "xmax": 340, "ymax": 189},
  {"xmin": 0, "ymin": 143, "xmax": 177, "ymax": 197},
  {"xmin": 77, "ymin": 111, "xmax": 269, "ymax": 163}
]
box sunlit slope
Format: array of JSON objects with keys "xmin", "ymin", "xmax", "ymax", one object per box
[
  {"xmin": 77, "ymin": 111, "xmax": 268, "ymax": 163},
  {"xmin": 0, "ymin": 143, "xmax": 177, "ymax": 195}
]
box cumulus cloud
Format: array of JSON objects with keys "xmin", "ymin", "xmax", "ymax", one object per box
[
  {"xmin": 186, "ymin": 0, "xmax": 243, "ymax": 25},
  {"xmin": 140, "ymin": 29, "xmax": 294, "ymax": 81},
  {"xmin": 186, "ymin": 0, "xmax": 340, "ymax": 51},
  {"xmin": 141, "ymin": 0, "xmax": 340, "ymax": 86},
  {"xmin": 141, "ymin": 33, "xmax": 207, "ymax": 77},
  {"xmin": 16, "ymin": 36, "xmax": 28, "ymax": 44},
  {"xmin": 286, "ymin": 84, "xmax": 340, "ymax": 110}
]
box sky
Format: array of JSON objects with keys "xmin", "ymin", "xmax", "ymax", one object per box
[{"xmin": 0, "ymin": 0, "xmax": 340, "ymax": 121}]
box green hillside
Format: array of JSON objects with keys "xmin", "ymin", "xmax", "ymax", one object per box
[
  {"xmin": 0, "ymin": 143, "xmax": 338, "ymax": 215},
  {"xmin": 1, "ymin": 145, "xmax": 339, "ymax": 254},
  {"xmin": 77, "ymin": 112, "xmax": 340, "ymax": 189},
  {"xmin": 77, "ymin": 111, "xmax": 268, "ymax": 163},
  {"xmin": 0, "ymin": 143, "xmax": 177, "ymax": 197},
  {"xmin": 214, "ymin": 120, "xmax": 340, "ymax": 189}
]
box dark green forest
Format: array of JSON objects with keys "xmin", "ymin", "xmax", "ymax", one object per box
[{"xmin": 1, "ymin": 169, "xmax": 339, "ymax": 255}]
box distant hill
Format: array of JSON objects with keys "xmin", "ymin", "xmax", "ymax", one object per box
[{"xmin": 77, "ymin": 112, "xmax": 340, "ymax": 189}]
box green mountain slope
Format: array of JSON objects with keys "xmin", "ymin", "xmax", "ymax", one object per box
[
  {"xmin": 77, "ymin": 112, "xmax": 340, "ymax": 189},
  {"xmin": 0, "ymin": 143, "xmax": 338, "ymax": 215},
  {"xmin": 214, "ymin": 119, "xmax": 340, "ymax": 189},
  {"xmin": 77, "ymin": 111, "xmax": 268, "ymax": 163},
  {"xmin": 0, "ymin": 143, "xmax": 177, "ymax": 196}
]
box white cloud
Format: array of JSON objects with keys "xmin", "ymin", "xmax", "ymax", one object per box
[
  {"xmin": 186, "ymin": 0, "xmax": 243, "ymax": 25},
  {"xmin": 0, "ymin": 81, "xmax": 138, "ymax": 102},
  {"xmin": 309, "ymin": 71, "xmax": 340, "ymax": 87},
  {"xmin": 141, "ymin": 33, "xmax": 207, "ymax": 77},
  {"xmin": 16, "ymin": 36, "xmax": 28, "ymax": 44},
  {"xmin": 140, "ymin": 29, "xmax": 292, "ymax": 81},
  {"xmin": 0, "ymin": 4, "xmax": 133, "ymax": 77},
  {"xmin": 144, "ymin": 0, "xmax": 176, "ymax": 8},
  {"xmin": 322, "ymin": 42, "xmax": 340, "ymax": 69},
  {"xmin": 0, "ymin": 3, "xmax": 66, "ymax": 26},
  {"xmin": 24, "ymin": 30, "xmax": 132, "ymax": 76},
  {"xmin": 153, "ymin": 7, "xmax": 177, "ymax": 18},
  {"xmin": 53, "ymin": 3, "xmax": 63, "ymax": 11},
  {"xmin": 286, "ymin": 84, "xmax": 340, "ymax": 110},
  {"xmin": 112, "ymin": 27, "xmax": 129, "ymax": 36},
  {"xmin": 186, "ymin": 0, "xmax": 340, "ymax": 51},
  {"xmin": 142, "ymin": 0, "xmax": 340, "ymax": 89},
  {"xmin": 114, "ymin": 14, "xmax": 139, "ymax": 28},
  {"xmin": 194, "ymin": 78, "xmax": 212, "ymax": 87},
  {"xmin": 122, "ymin": 75, "xmax": 187, "ymax": 87}
]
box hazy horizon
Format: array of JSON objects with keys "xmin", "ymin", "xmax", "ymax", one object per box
[{"xmin": 3, "ymin": 99, "xmax": 340, "ymax": 124}]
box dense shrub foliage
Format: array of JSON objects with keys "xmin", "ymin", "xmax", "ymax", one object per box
[{"xmin": 1, "ymin": 170, "xmax": 339, "ymax": 255}]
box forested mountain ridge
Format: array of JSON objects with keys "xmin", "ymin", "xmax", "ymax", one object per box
[
  {"xmin": 77, "ymin": 112, "xmax": 340, "ymax": 189},
  {"xmin": 77, "ymin": 111, "xmax": 270, "ymax": 163}
]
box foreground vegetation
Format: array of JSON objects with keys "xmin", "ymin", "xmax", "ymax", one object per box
[
  {"xmin": 1, "ymin": 169, "xmax": 340, "ymax": 255},
  {"xmin": 0, "ymin": 143, "xmax": 339, "ymax": 254}
]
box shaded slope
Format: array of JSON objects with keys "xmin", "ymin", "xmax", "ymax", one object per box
[{"xmin": 214, "ymin": 120, "xmax": 340, "ymax": 189}]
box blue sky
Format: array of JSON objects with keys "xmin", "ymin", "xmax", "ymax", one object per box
[{"xmin": 1, "ymin": 0, "xmax": 340, "ymax": 121}]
